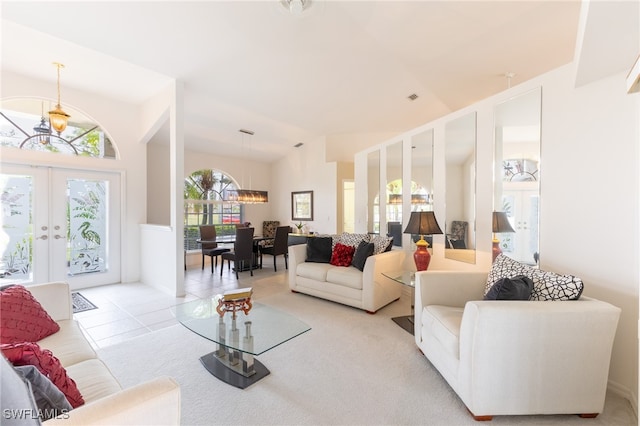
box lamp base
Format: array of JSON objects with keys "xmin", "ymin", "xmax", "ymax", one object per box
[
  {"xmin": 492, "ymin": 239, "xmax": 502, "ymax": 262},
  {"xmin": 414, "ymin": 239, "xmax": 431, "ymax": 271}
]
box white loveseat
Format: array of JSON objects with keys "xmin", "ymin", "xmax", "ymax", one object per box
[
  {"xmin": 414, "ymin": 270, "xmax": 621, "ymax": 421},
  {"xmin": 288, "ymin": 244, "xmax": 404, "ymax": 313},
  {"xmin": 11, "ymin": 282, "xmax": 181, "ymax": 425}
]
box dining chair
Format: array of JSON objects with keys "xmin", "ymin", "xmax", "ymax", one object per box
[
  {"xmin": 221, "ymin": 227, "xmax": 256, "ymax": 278},
  {"xmin": 199, "ymin": 225, "xmax": 230, "ymax": 273},
  {"xmin": 260, "ymin": 226, "xmax": 289, "ymax": 271}
]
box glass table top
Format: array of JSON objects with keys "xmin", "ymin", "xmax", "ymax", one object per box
[
  {"xmin": 171, "ymin": 297, "xmax": 311, "ymax": 356},
  {"xmin": 382, "ymin": 270, "xmax": 415, "ymax": 287}
]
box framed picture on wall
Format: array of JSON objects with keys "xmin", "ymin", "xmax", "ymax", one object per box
[{"xmin": 292, "ymin": 191, "xmax": 313, "ymax": 221}]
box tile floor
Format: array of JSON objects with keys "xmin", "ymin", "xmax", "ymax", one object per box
[{"xmin": 73, "ymin": 256, "xmax": 289, "ymax": 349}]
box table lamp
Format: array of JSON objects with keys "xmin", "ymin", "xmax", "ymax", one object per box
[
  {"xmin": 492, "ymin": 211, "xmax": 515, "ymax": 261},
  {"xmin": 403, "ymin": 211, "xmax": 443, "ymax": 271}
]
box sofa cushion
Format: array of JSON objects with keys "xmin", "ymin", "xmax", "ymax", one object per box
[
  {"xmin": 330, "ymin": 243, "xmax": 355, "ymax": 267},
  {"xmin": 0, "ymin": 285, "xmax": 60, "ymax": 344},
  {"xmin": 297, "ymin": 262, "xmax": 334, "ymax": 282},
  {"xmin": 326, "ymin": 266, "xmax": 364, "ymax": 290},
  {"xmin": 484, "ymin": 254, "xmax": 534, "ymax": 296},
  {"xmin": 306, "ymin": 237, "xmax": 333, "ymax": 263},
  {"xmin": 423, "ymin": 306, "xmax": 463, "ymax": 360},
  {"xmin": 351, "ymin": 241, "xmax": 374, "ymax": 271},
  {"xmin": 65, "ymin": 359, "xmax": 122, "ymax": 403},
  {"xmin": 484, "ymin": 275, "xmax": 533, "ymax": 300},
  {"xmin": 37, "ymin": 319, "xmax": 97, "ymax": 367},
  {"xmin": 1, "ymin": 341, "xmax": 84, "ymax": 408}
]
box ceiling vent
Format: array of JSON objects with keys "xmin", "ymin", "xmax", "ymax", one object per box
[
  {"xmin": 294, "ymin": 142, "xmax": 304, "ymax": 148},
  {"xmin": 407, "ymin": 93, "xmax": 418, "ymax": 101},
  {"xmin": 239, "ymin": 129, "xmax": 254, "ymax": 135}
]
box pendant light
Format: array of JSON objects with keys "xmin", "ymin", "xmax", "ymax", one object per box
[
  {"xmin": 48, "ymin": 62, "xmax": 70, "ymax": 134},
  {"xmin": 223, "ymin": 129, "xmax": 269, "ymax": 204},
  {"xmin": 33, "ymin": 102, "xmax": 51, "ymax": 145}
]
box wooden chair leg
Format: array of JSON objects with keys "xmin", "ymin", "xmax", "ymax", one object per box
[
  {"xmin": 468, "ymin": 409, "xmax": 493, "ymax": 421},
  {"xmin": 285, "ymin": 254, "xmax": 288, "ymax": 269},
  {"xmin": 202, "ymin": 253, "xmax": 205, "ymax": 270},
  {"xmin": 578, "ymin": 413, "xmax": 599, "ymax": 419},
  {"xmin": 273, "ymin": 256, "xmax": 277, "ymax": 272}
]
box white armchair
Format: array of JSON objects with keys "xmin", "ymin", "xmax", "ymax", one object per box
[{"xmin": 414, "ymin": 270, "xmax": 621, "ymax": 421}]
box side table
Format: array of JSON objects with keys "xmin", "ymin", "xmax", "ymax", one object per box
[{"xmin": 382, "ymin": 271, "xmax": 415, "ymax": 335}]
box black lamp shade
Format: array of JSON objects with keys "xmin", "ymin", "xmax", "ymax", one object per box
[
  {"xmin": 492, "ymin": 211, "xmax": 515, "ymax": 233},
  {"xmin": 403, "ymin": 211, "xmax": 443, "ymax": 235}
]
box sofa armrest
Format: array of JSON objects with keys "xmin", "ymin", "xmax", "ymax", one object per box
[
  {"xmin": 27, "ymin": 282, "xmax": 73, "ymax": 322},
  {"xmin": 44, "ymin": 377, "xmax": 181, "ymax": 425},
  {"xmin": 361, "ymin": 250, "xmax": 405, "ymax": 311},
  {"xmin": 288, "ymin": 244, "xmax": 307, "ymax": 290}
]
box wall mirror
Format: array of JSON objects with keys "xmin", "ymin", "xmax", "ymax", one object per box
[
  {"xmin": 386, "ymin": 141, "xmax": 403, "ymax": 246},
  {"xmin": 367, "ymin": 150, "xmax": 380, "ymax": 234},
  {"xmin": 493, "ymin": 87, "xmax": 541, "ymax": 265},
  {"xmin": 444, "ymin": 112, "xmax": 477, "ymax": 264},
  {"xmin": 410, "ymin": 129, "xmax": 434, "ymax": 247}
]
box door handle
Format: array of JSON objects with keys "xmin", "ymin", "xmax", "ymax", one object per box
[
  {"xmin": 37, "ymin": 235, "xmax": 48, "ymax": 240},
  {"xmin": 54, "ymin": 235, "xmax": 65, "ymax": 240}
]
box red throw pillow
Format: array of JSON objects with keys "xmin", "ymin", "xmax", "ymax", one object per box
[
  {"xmin": 330, "ymin": 243, "xmax": 356, "ymax": 267},
  {"xmin": 0, "ymin": 285, "xmax": 60, "ymax": 344},
  {"xmin": 1, "ymin": 341, "xmax": 84, "ymax": 408}
]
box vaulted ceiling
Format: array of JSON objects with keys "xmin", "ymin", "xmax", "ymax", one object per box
[{"xmin": 0, "ymin": 1, "xmax": 598, "ymax": 163}]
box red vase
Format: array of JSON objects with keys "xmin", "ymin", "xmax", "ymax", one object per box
[{"xmin": 414, "ymin": 244, "xmax": 431, "ymax": 271}]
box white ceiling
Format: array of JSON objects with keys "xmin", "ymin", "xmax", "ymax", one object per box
[{"xmin": 0, "ymin": 1, "xmax": 592, "ymax": 163}]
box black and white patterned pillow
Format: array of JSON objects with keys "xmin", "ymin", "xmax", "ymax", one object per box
[
  {"xmin": 337, "ymin": 233, "xmax": 370, "ymax": 249},
  {"xmin": 484, "ymin": 254, "xmax": 534, "ymax": 296},
  {"xmin": 369, "ymin": 235, "xmax": 393, "ymax": 255},
  {"xmin": 529, "ymin": 270, "xmax": 584, "ymax": 301},
  {"xmin": 486, "ymin": 254, "xmax": 584, "ymax": 301}
]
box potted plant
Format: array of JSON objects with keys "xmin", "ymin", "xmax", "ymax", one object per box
[{"xmin": 295, "ymin": 222, "xmax": 304, "ymax": 234}]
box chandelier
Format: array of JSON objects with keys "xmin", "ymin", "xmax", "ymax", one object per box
[
  {"xmin": 223, "ymin": 129, "xmax": 269, "ymax": 204},
  {"xmin": 48, "ymin": 62, "xmax": 70, "ymax": 134}
]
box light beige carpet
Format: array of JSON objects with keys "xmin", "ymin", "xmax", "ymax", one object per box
[{"xmin": 98, "ymin": 281, "xmax": 635, "ymax": 426}]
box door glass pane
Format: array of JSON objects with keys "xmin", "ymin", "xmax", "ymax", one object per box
[
  {"xmin": 0, "ymin": 174, "xmax": 32, "ymax": 283},
  {"xmin": 68, "ymin": 179, "xmax": 108, "ymax": 275}
]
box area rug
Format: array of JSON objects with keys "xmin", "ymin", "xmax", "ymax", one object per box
[
  {"xmin": 71, "ymin": 292, "xmax": 97, "ymax": 313},
  {"xmin": 98, "ymin": 287, "xmax": 635, "ymax": 426}
]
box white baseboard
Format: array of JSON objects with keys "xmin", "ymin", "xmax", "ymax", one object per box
[{"xmin": 608, "ymin": 379, "xmax": 638, "ymax": 419}]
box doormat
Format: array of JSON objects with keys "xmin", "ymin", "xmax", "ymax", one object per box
[{"xmin": 71, "ymin": 292, "xmax": 98, "ymax": 313}]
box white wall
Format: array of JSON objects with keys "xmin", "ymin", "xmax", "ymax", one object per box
[
  {"xmin": 272, "ymin": 136, "xmax": 337, "ymax": 234},
  {"xmin": 354, "ymin": 63, "xmax": 639, "ymax": 408},
  {"xmin": 542, "ymin": 65, "xmax": 639, "ymax": 408}
]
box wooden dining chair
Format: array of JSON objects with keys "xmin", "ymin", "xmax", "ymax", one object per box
[
  {"xmin": 199, "ymin": 225, "xmax": 230, "ymax": 273},
  {"xmin": 221, "ymin": 227, "xmax": 255, "ymax": 278},
  {"xmin": 260, "ymin": 225, "xmax": 289, "ymax": 271}
]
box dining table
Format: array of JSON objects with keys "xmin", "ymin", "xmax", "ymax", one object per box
[{"xmin": 196, "ymin": 235, "xmax": 271, "ymax": 272}]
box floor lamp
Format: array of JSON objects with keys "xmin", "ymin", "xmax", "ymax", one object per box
[
  {"xmin": 492, "ymin": 211, "xmax": 515, "ymax": 262},
  {"xmin": 403, "ymin": 211, "xmax": 443, "ymax": 271}
]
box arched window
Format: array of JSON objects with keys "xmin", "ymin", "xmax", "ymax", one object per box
[
  {"xmin": 0, "ymin": 98, "xmax": 116, "ymax": 158},
  {"xmin": 183, "ymin": 169, "xmax": 243, "ymax": 251}
]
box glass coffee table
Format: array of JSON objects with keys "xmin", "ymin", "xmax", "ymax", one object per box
[
  {"xmin": 172, "ymin": 296, "xmax": 310, "ymax": 389},
  {"xmin": 382, "ymin": 271, "xmax": 415, "ymax": 335}
]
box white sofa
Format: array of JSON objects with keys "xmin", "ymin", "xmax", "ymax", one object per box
[
  {"xmin": 11, "ymin": 282, "xmax": 181, "ymax": 425},
  {"xmin": 288, "ymin": 244, "xmax": 404, "ymax": 313},
  {"xmin": 414, "ymin": 270, "xmax": 621, "ymax": 420}
]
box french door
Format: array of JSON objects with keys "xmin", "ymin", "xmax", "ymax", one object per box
[{"xmin": 1, "ymin": 164, "xmax": 121, "ymax": 289}]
